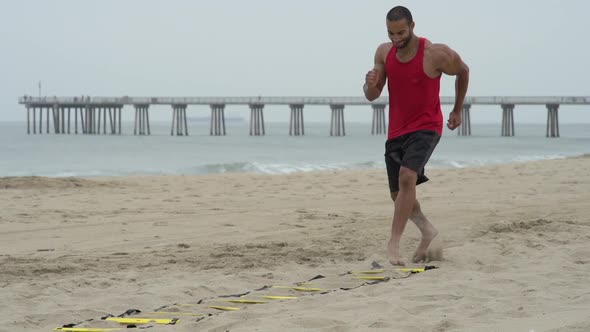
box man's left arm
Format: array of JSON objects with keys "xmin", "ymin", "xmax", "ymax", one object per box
[{"xmin": 437, "ymin": 45, "xmax": 470, "ymax": 129}]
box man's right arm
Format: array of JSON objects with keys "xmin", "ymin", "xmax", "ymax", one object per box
[{"xmin": 363, "ymin": 44, "xmax": 388, "ymax": 101}]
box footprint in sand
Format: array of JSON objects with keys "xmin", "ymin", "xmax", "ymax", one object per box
[{"xmin": 369, "ymin": 321, "xmax": 392, "ymax": 328}]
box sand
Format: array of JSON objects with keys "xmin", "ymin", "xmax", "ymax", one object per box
[{"xmin": 1, "ymin": 156, "xmax": 589, "ymax": 332}]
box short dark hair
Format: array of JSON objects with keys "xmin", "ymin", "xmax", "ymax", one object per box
[{"xmin": 386, "ymin": 6, "xmax": 413, "ymax": 24}]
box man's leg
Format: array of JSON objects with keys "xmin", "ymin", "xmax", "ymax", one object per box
[
  {"xmin": 386, "ymin": 130, "xmax": 441, "ymax": 265},
  {"xmin": 390, "ymin": 192, "xmax": 439, "ymax": 263},
  {"xmin": 387, "ymin": 166, "xmax": 417, "ymax": 266}
]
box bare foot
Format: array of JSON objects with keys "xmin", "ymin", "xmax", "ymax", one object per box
[
  {"xmin": 387, "ymin": 240, "xmax": 405, "ymax": 266},
  {"xmin": 412, "ymin": 222, "xmax": 439, "ymax": 263}
]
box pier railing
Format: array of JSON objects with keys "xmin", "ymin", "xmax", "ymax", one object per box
[{"xmin": 18, "ymin": 95, "xmax": 590, "ymax": 106}]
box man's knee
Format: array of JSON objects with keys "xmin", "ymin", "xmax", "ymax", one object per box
[
  {"xmin": 398, "ymin": 166, "xmax": 417, "ymax": 188},
  {"xmin": 411, "ymin": 199, "xmax": 423, "ymax": 217}
]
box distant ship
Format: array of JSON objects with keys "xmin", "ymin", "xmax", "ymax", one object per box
[{"xmin": 187, "ymin": 116, "xmax": 245, "ymax": 123}]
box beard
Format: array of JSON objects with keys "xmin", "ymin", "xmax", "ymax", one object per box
[{"xmin": 395, "ymin": 32, "xmax": 414, "ymax": 49}]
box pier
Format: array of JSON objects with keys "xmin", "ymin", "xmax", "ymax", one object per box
[{"xmin": 19, "ymin": 96, "xmax": 589, "ymax": 137}]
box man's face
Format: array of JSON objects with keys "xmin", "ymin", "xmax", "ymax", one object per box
[{"xmin": 387, "ymin": 19, "xmax": 414, "ymax": 49}]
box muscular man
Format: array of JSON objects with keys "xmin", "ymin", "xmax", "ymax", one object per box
[{"xmin": 364, "ymin": 6, "xmax": 469, "ymax": 265}]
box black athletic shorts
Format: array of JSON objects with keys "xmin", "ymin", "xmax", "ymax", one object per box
[{"xmin": 384, "ymin": 130, "xmax": 441, "ymax": 193}]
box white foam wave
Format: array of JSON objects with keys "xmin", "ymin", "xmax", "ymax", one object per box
[{"xmin": 2, "ymin": 153, "xmax": 582, "ymax": 178}]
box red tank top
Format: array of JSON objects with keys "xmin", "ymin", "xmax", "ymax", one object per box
[{"xmin": 385, "ymin": 37, "xmax": 443, "ymax": 139}]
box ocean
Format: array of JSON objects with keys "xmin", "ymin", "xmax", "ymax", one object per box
[{"xmin": 1, "ymin": 121, "xmax": 589, "ymax": 177}]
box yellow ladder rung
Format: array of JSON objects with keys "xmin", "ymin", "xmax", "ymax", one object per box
[
  {"xmin": 225, "ymin": 299, "xmax": 268, "ymax": 304},
  {"xmin": 208, "ymin": 305, "xmax": 241, "ymax": 311},
  {"xmin": 105, "ymin": 317, "xmax": 178, "ymax": 325},
  {"xmin": 147, "ymin": 311, "xmax": 202, "ymax": 316},
  {"xmin": 352, "ymin": 269, "xmax": 385, "ymax": 274},
  {"xmin": 262, "ymin": 295, "xmax": 298, "ymax": 300},
  {"xmin": 272, "ymin": 286, "xmax": 325, "ymax": 292},
  {"xmin": 355, "ymin": 276, "xmax": 387, "ymax": 280},
  {"xmin": 55, "ymin": 328, "xmax": 122, "ymax": 332},
  {"xmin": 396, "ymin": 268, "xmax": 426, "ymax": 273}
]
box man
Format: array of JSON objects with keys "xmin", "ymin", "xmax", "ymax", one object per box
[{"xmin": 363, "ymin": 6, "xmax": 469, "ymax": 266}]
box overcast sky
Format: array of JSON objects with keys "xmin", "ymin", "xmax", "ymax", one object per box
[{"xmin": 2, "ymin": 0, "xmax": 589, "ymax": 123}]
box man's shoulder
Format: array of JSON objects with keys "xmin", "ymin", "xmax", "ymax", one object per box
[
  {"xmin": 425, "ymin": 41, "xmax": 453, "ymax": 56},
  {"xmin": 424, "ymin": 41, "xmax": 456, "ymax": 64},
  {"xmin": 377, "ymin": 42, "xmax": 394, "ymax": 51},
  {"xmin": 376, "ymin": 42, "xmax": 394, "ymax": 63},
  {"xmin": 377, "ymin": 42, "xmax": 394, "ymax": 54}
]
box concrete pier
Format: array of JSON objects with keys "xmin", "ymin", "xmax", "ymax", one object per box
[
  {"xmin": 171, "ymin": 104, "xmax": 188, "ymax": 136},
  {"xmin": 79, "ymin": 108, "xmax": 86, "ymax": 134},
  {"xmin": 118, "ymin": 107, "xmax": 122, "ymax": 135},
  {"xmin": 330, "ymin": 104, "xmax": 345, "ymax": 136},
  {"xmin": 62, "ymin": 107, "xmax": 66, "ymax": 133},
  {"xmin": 83, "ymin": 108, "xmax": 89, "ymax": 134},
  {"xmin": 110, "ymin": 107, "xmax": 123, "ymax": 135},
  {"xmin": 54, "ymin": 107, "xmax": 61, "ymax": 134},
  {"xmin": 458, "ymin": 104, "xmax": 472, "ymax": 136},
  {"xmin": 249, "ymin": 104, "xmax": 265, "ymax": 136},
  {"xmin": 84, "ymin": 107, "xmax": 91, "ymax": 134},
  {"xmin": 20, "ymin": 96, "xmax": 589, "ymax": 137},
  {"xmin": 31, "ymin": 107, "xmax": 36, "ymax": 134},
  {"xmin": 501, "ymin": 104, "xmax": 515, "ymax": 137},
  {"xmin": 134, "ymin": 104, "xmax": 150, "ymax": 136},
  {"xmin": 371, "ymin": 104, "xmax": 387, "ymax": 135},
  {"xmin": 210, "ymin": 104, "xmax": 226, "ymax": 136},
  {"xmin": 51, "ymin": 106, "xmax": 58, "ymax": 134},
  {"xmin": 546, "ymin": 104, "xmax": 560, "ymax": 138},
  {"xmin": 39, "ymin": 107, "xmax": 44, "ymax": 134},
  {"xmin": 89, "ymin": 106, "xmax": 97, "ymax": 134},
  {"xmin": 24, "ymin": 104, "xmax": 123, "ymax": 135},
  {"xmin": 54, "ymin": 106, "xmax": 61, "ymax": 134},
  {"xmin": 289, "ymin": 104, "xmax": 304, "ymax": 136},
  {"xmin": 36, "ymin": 107, "xmax": 42, "ymax": 134}
]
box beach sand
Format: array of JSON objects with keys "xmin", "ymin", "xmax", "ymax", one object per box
[{"xmin": 1, "ymin": 156, "xmax": 589, "ymax": 332}]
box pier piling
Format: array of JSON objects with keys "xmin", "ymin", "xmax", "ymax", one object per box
[
  {"xmin": 33, "ymin": 107, "xmax": 36, "ymax": 134},
  {"xmin": 26, "ymin": 106, "xmax": 30, "ymax": 134},
  {"xmin": 330, "ymin": 104, "xmax": 345, "ymax": 136},
  {"xmin": 371, "ymin": 104, "xmax": 386, "ymax": 135},
  {"xmin": 54, "ymin": 106, "xmax": 60, "ymax": 134},
  {"xmin": 458, "ymin": 104, "xmax": 472, "ymax": 136},
  {"xmin": 501, "ymin": 104, "xmax": 515, "ymax": 137},
  {"xmin": 118, "ymin": 106, "xmax": 122, "ymax": 135},
  {"xmin": 61, "ymin": 107, "xmax": 65, "ymax": 134},
  {"xmin": 171, "ymin": 104, "xmax": 188, "ymax": 136},
  {"xmin": 289, "ymin": 104, "xmax": 304, "ymax": 136},
  {"xmin": 97, "ymin": 108, "xmax": 102, "ymax": 135},
  {"xmin": 546, "ymin": 104, "xmax": 560, "ymax": 138},
  {"xmin": 134, "ymin": 105, "xmax": 150, "ymax": 136},
  {"xmin": 249, "ymin": 104, "xmax": 265, "ymax": 136},
  {"xmin": 67, "ymin": 108, "xmax": 71, "ymax": 134},
  {"xmin": 210, "ymin": 104, "xmax": 226, "ymax": 136},
  {"xmin": 38, "ymin": 107, "xmax": 43, "ymax": 135}
]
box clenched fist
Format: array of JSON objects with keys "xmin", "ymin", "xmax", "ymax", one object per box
[
  {"xmin": 447, "ymin": 110, "xmax": 462, "ymax": 130},
  {"xmin": 365, "ymin": 69, "xmax": 379, "ymax": 88}
]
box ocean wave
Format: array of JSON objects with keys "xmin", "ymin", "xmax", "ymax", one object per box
[
  {"xmin": 187, "ymin": 154, "xmax": 571, "ymax": 175},
  {"xmin": 1, "ymin": 153, "xmax": 580, "ymax": 178},
  {"xmin": 428, "ymin": 154, "xmax": 568, "ymax": 169},
  {"xmin": 188, "ymin": 161, "xmax": 384, "ymax": 175}
]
